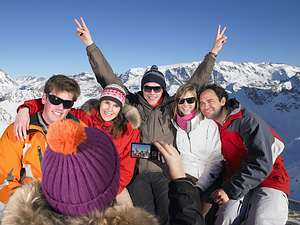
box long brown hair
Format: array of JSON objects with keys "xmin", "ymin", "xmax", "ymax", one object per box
[{"xmin": 173, "ymin": 83, "xmax": 200, "ymax": 120}]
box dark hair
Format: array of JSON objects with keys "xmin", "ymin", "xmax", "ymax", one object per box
[
  {"xmin": 199, "ymin": 83, "xmax": 228, "ymax": 106},
  {"xmin": 173, "ymin": 83, "xmax": 200, "ymax": 120},
  {"xmin": 44, "ymin": 75, "xmax": 80, "ymax": 101}
]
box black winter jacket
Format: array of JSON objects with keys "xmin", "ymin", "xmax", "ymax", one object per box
[{"xmin": 168, "ymin": 178, "xmax": 205, "ymax": 225}]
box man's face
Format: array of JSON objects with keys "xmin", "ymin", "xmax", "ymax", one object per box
[
  {"xmin": 142, "ymin": 82, "xmax": 163, "ymax": 105},
  {"xmin": 199, "ymin": 89, "xmax": 226, "ymax": 121},
  {"xmin": 42, "ymin": 91, "xmax": 74, "ymax": 125}
]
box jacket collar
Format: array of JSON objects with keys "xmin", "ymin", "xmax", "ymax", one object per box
[
  {"xmin": 221, "ymin": 98, "xmax": 244, "ymax": 128},
  {"xmin": 27, "ymin": 112, "xmax": 80, "ymax": 135},
  {"xmin": 172, "ymin": 112, "xmax": 202, "ymax": 132}
]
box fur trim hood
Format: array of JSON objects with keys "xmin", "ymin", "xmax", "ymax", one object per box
[
  {"xmin": 2, "ymin": 181, "xmax": 158, "ymax": 225},
  {"xmin": 81, "ymin": 99, "xmax": 141, "ymax": 129}
]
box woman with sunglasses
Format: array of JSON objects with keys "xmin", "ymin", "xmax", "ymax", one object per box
[
  {"xmin": 172, "ymin": 83, "xmax": 223, "ymax": 217},
  {"xmin": 14, "ymin": 84, "xmax": 140, "ymax": 206}
]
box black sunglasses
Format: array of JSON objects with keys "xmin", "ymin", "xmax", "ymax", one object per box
[
  {"xmin": 177, "ymin": 97, "xmax": 196, "ymax": 105},
  {"xmin": 143, "ymin": 85, "xmax": 162, "ymax": 93},
  {"xmin": 46, "ymin": 94, "xmax": 74, "ymax": 109}
]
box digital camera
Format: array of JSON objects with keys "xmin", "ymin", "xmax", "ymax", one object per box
[{"xmin": 130, "ymin": 142, "xmax": 159, "ymax": 160}]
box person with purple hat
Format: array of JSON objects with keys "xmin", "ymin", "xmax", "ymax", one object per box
[
  {"xmin": 74, "ymin": 17, "xmax": 227, "ymax": 224},
  {"xmin": 14, "ymin": 84, "xmax": 141, "ymax": 206},
  {"xmin": 2, "ymin": 119, "xmax": 159, "ymax": 225}
]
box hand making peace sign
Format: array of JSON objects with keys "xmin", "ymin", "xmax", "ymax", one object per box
[
  {"xmin": 210, "ymin": 25, "xmax": 227, "ymax": 56},
  {"xmin": 74, "ymin": 17, "xmax": 94, "ymax": 46}
]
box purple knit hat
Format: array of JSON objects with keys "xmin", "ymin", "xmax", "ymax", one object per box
[
  {"xmin": 42, "ymin": 119, "xmax": 120, "ymax": 217},
  {"xmin": 99, "ymin": 84, "xmax": 126, "ymax": 109}
]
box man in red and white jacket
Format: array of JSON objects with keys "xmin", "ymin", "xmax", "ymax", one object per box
[{"xmin": 199, "ymin": 83, "xmax": 290, "ymax": 225}]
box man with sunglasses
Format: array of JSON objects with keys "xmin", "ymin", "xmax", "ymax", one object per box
[
  {"xmin": 75, "ymin": 17, "xmax": 227, "ymax": 224},
  {"xmin": 0, "ymin": 75, "xmax": 84, "ymax": 219}
]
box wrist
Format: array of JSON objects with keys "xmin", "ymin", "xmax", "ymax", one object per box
[
  {"xmin": 86, "ymin": 40, "xmax": 94, "ymax": 47},
  {"xmin": 209, "ymin": 51, "xmax": 217, "ymax": 58}
]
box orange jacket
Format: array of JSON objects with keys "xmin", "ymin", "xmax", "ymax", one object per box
[{"xmin": 0, "ymin": 113, "xmax": 85, "ymax": 204}]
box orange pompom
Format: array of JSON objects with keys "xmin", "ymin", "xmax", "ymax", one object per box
[{"xmin": 46, "ymin": 119, "xmax": 87, "ymax": 155}]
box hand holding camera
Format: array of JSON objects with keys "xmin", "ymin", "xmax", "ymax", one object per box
[
  {"xmin": 152, "ymin": 141, "xmax": 186, "ymax": 180},
  {"xmin": 130, "ymin": 141, "xmax": 185, "ymax": 180}
]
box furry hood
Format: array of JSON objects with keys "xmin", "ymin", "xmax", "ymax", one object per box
[
  {"xmin": 81, "ymin": 99, "xmax": 141, "ymax": 129},
  {"xmin": 2, "ymin": 181, "xmax": 158, "ymax": 225}
]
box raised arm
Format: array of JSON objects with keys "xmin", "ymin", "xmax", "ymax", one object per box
[
  {"xmin": 188, "ymin": 25, "xmax": 227, "ymax": 91},
  {"xmin": 75, "ymin": 17, "xmax": 127, "ymax": 93}
]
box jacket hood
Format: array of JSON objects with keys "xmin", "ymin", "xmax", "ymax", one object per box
[
  {"xmin": 222, "ymin": 98, "xmax": 245, "ymax": 125},
  {"xmin": 2, "ymin": 181, "xmax": 158, "ymax": 225},
  {"xmin": 227, "ymin": 98, "xmax": 244, "ymax": 113},
  {"xmin": 81, "ymin": 99, "xmax": 141, "ymax": 129}
]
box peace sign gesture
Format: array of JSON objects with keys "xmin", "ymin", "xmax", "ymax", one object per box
[
  {"xmin": 210, "ymin": 25, "xmax": 227, "ymax": 56},
  {"xmin": 74, "ymin": 17, "xmax": 94, "ymax": 46}
]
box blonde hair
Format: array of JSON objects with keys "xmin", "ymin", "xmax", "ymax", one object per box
[{"xmin": 173, "ymin": 83, "xmax": 200, "ymax": 120}]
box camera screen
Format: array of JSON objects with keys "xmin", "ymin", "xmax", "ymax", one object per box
[{"xmin": 131, "ymin": 142, "xmax": 152, "ymax": 159}]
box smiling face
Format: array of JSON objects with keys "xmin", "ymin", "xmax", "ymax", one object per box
[
  {"xmin": 99, "ymin": 100, "xmax": 121, "ymax": 122},
  {"xmin": 142, "ymin": 82, "xmax": 163, "ymax": 105},
  {"xmin": 177, "ymin": 91, "xmax": 196, "ymax": 116},
  {"xmin": 41, "ymin": 91, "xmax": 74, "ymax": 126},
  {"xmin": 199, "ymin": 89, "xmax": 227, "ymax": 124}
]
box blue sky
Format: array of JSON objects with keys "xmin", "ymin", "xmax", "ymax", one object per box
[{"xmin": 1, "ymin": 0, "xmax": 299, "ymax": 79}]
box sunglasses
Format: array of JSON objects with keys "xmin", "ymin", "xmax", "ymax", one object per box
[
  {"xmin": 46, "ymin": 94, "xmax": 74, "ymax": 109},
  {"xmin": 143, "ymin": 85, "xmax": 162, "ymax": 93},
  {"xmin": 177, "ymin": 97, "xmax": 196, "ymax": 105}
]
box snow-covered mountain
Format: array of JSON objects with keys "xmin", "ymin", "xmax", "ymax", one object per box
[{"xmin": 0, "ymin": 61, "xmax": 299, "ymax": 200}]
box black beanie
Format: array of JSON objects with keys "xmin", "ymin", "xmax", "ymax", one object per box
[{"xmin": 141, "ymin": 65, "xmax": 166, "ymax": 91}]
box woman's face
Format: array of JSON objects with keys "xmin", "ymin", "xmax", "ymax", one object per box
[
  {"xmin": 177, "ymin": 91, "xmax": 196, "ymax": 116},
  {"xmin": 99, "ymin": 100, "xmax": 121, "ymax": 121}
]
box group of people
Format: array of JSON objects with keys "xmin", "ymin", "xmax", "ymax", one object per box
[{"xmin": 0, "ymin": 17, "xmax": 290, "ymax": 225}]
